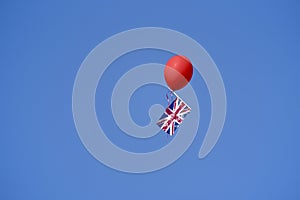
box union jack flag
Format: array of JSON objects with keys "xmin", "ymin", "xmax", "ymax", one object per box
[{"xmin": 156, "ymin": 94, "xmax": 191, "ymax": 136}]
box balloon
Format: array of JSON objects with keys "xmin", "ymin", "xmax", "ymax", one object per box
[{"xmin": 164, "ymin": 55, "xmax": 193, "ymax": 91}]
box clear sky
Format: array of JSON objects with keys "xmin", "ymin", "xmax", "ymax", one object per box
[{"xmin": 0, "ymin": 0, "xmax": 299, "ymax": 199}]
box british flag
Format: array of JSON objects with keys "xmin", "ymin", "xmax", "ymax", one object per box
[{"xmin": 156, "ymin": 95, "xmax": 191, "ymax": 136}]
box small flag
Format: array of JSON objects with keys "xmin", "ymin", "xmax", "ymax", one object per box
[{"xmin": 156, "ymin": 93, "xmax": 191, "ymax": 136}]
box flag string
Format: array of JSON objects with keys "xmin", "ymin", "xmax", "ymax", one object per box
[{"xmin": 166, "ymin": 90, "xmax": 174, "ymax": 106}]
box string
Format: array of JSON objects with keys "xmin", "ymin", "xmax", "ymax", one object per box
[{"xmin": 166, "ymin": 89, "xmax": 174, "ymax": 106}]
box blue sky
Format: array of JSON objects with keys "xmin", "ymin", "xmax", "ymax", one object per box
[{"xmin": 0, "ymin": 1, "xmax": 299, "ymax": 199}]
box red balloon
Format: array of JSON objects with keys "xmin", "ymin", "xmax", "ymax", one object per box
[{"xmin": 164, "ymin": 55, "xmax": 193, "ymax": 91}]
